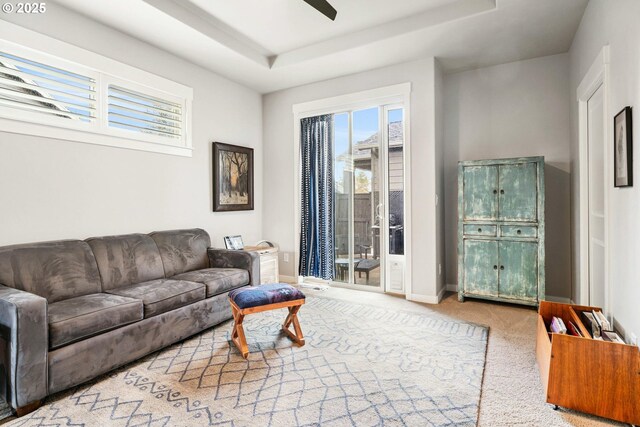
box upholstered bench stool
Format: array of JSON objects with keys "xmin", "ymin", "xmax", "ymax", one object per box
[{"xmin": 228, "ymin": 283, "xmax": 306, "ymax": 358}]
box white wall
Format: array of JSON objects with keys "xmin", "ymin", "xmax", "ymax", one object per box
[
  {"xmin": 262, "ymin": 58, "xmax": 444, "ymax": 300},
  {"xmin": 569, "ymin": 0, "xmax": 640, "ymax": 339},
  {"xmin": 0, "ymin": 6, "xmax": 263, "ymax": 247},
  {"xmin": 443, "ymin": 54, "xmax": 572, "ymax": 299}
]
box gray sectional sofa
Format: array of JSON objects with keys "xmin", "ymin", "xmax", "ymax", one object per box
[{"xmin": 0, "ymin": 228, "xmax": 259, "ymax": 415}]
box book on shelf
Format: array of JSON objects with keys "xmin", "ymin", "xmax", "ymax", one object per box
[
  {"xmin": 592, "ymin": 310, "xmax": 612, "ymax": 331},
  {"xmin": 550, "ymin": 316, "xmax": 567, "ymax": 334},
  {"xmin": 581, "ymin": 311, "xmax": 600, "ymax": 338},
  {"xmin": 567, "ymin": 321, "xmax": 583, "ymax": 337},
  {"xmin": 602, "ymin": 330, "xmax": 625, "ymax": 344}
]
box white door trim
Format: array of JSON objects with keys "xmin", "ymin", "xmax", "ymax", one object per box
[{"xmin": 576, "ymin": 45, "xmax": 610, "ymax": 313}]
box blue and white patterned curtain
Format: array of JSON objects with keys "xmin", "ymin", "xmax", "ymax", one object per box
[{"xmin": 299, "ymin": 114, "xmax": 335, "ymax": 280}]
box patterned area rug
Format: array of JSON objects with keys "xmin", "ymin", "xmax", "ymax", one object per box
[{"xmin": 1, "ymin": 296, "xmax": 488, "ymax": 426}]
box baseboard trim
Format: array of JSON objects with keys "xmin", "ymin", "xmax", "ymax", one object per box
[
  {"xmin": 442, "ymin": 286, "xmax": 569, "ymax": 304},
  {"xmin": 279, "ymin": 275, "xmax": 297, "ymax": 284},
  {"xmin": 407, "ymin": 287, "xmax": 446, "ymax": 305},
  {"xmin": 545, "ymin": 295, "xmax": 572, "ymax": 304}
]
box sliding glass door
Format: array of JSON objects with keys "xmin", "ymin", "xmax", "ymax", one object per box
[
  {"xmin": 328, "ymin": 105, "xmax": 405, "ymax": 292},
  {"xmin": 298, "ymin": 102, "xmax": 406, "ymax": 294},
  {"xmin": 333, "ymin": 107, "xmax": 383, "ymax": 289}
]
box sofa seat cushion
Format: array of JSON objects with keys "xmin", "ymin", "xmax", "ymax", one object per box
[
  {"xmin": 172, "ymin": 268, "xmax": 249, "ymax": 297},
  {"xmin": 48, "ymin": 293, "xmax": 143, "ymax": 349},
  {"xmin": 106, "ymin": 279, "xmax": 205, "ymax": 318}
]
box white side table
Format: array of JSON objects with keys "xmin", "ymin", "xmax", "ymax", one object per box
[{"xmin": 244, "ymin": 245, "xmax": 279, "ymax": 284}]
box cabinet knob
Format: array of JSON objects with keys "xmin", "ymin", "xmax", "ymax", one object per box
[
  {"xmin": 478, "ymin": 228, "xmax": 482, "ymax": 233},
  {"xmin": 517, "ymin": 229, "xmax": 521, "ymax": 235},
  {"xmin": 493, "ymin": 189, "xmax": 498, "ymax": 194},
  {"xmin": 500, "ymin": 265, "xmax": 505, "ymax": 270},
  {"xmin": 493, "ymin": 265, "xmax": 498, "ymax": 270},
  {"xmin": 500, "ymin": 189, "xmax": 505, "ymax": 194}
]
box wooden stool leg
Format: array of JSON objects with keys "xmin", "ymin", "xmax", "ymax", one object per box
[
  {"xmin": 283, "ymin": 307, "xmax": 294, "ymax": 329},
  {"xmin": 231, "ymin": 305, "xmax": 249, "ymax": 359},
  {"xmin": 282, "ymin": 305, "xmax": 305, "ymax": 346}
]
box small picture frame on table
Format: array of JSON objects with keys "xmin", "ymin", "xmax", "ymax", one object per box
[
  {"xmin": 614, "ymin": 106, "xmax": 633, "ymax": 187},
  {"xmin": 224, "ymin": 235, "xmax": 244, "ymax": 250}
]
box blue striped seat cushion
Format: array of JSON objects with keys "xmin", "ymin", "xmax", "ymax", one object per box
[{"xmin": 229, "ymin": 283, "xmax": 305, "ymax": 309}]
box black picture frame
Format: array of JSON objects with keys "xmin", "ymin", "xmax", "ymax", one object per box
[
  {"xmin": 212, "ymin": 142, "xmax": 254, "ymax": 211},
  {"xmin": 614, "ymin": 106, "xmax": 633, "ymax": 187}
]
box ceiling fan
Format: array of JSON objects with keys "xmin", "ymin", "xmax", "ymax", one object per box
[{"xmin": 303, "ymin": 0, "xmax": 337, "ymax": 21}]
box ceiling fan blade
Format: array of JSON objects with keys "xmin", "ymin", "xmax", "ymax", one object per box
[{"xmin": 303, "ymin": 0, "xmax": 337, "ymax": 21}]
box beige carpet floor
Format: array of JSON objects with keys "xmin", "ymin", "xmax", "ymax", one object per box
[
  {"xmin": 306, "ymin": 288, "xmax": 625, "ymax": 427},
  {"xmin": 1, "ymin": 293, "xmax": 488, "ymax": 426},
  {"xmin": 0, "ymin": 288, "xmax": 627, "ymax": 426}
]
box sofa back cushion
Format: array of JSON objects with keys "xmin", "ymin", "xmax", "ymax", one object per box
[
  {"xmin": 86, "ymin": 234, "xmax": 165, "ymax": 291},
  {"xmin": 0, "ymin": 240, "xmax": 102, "ymax": 302},
  {"xmin": 149, "ymin": 229, "xmax": 211, "ymax": 277}
]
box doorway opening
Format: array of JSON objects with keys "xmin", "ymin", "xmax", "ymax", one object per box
[
  {"xmin": 587, "ymin": 84, "xmax": 605, "ymax": 309},
  {"xmin": 577, "ymin": 46, "xmax": 610, "ymax": 313}
]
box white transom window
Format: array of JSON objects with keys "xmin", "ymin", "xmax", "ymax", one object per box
[{"xmin": 0, "ymin": 22, "xmax": 193, "ymax": 157}]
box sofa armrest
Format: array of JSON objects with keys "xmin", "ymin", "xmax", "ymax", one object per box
[
  {"xmin": 0, "ymin": 284, "xmax": 47, "ymax": 410},
  {"xmin": 207, "ymin": 249, "xmax": 260, "ymax": 286}
]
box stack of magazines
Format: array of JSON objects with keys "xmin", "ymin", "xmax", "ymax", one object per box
[
  {"xmin": 548, "ymin": 313, "xmax": 625, "ymax": 343},
  {"xmin": 581, "ymin": 310, "xmax": 625, "ymax": 343}
]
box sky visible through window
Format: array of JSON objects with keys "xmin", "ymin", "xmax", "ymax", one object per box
[{"xmin": 333, "ymin": 107, "xmax": 403, "ymax": 192}]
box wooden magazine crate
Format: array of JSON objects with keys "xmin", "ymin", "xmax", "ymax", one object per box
[{"xmin": 536, "ymin": 301, "xmax": 640, "ymax": 424}]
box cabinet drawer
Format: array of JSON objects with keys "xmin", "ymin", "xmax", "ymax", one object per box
[
  {"xmin": 500, "ymin": 225, "xmax": 537, "ymax": 238},
  {"xmin": 463, "ymin": 224, "xmax": 497, "ymax": 237}
]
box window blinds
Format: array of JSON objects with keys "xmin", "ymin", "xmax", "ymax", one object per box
[
  {"xmin": 108, "ymin": 85, "xmax": 182, "ymax": 140},
  {"xmin": 0, "ymin": 51, "xmax": 96, "ymax": 123},
  {"xmin": 0, "ymin": 31, "xmax": 192, "ymax": 156}
]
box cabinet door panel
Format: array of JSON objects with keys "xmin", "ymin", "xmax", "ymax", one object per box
[
  {"xmin": 499, "ymin": 241, "xmax": 538, "ymax": 301},
  {"xmin": 463, "ymin": 240, "xmax": 499, "ymax": 296},
  {"xmin": 499, "ymin": 163, "xmax": 537, "ymax": 221},
  {"xmin": 463, "ymin": 166, "xmax": 498, "ymax": 220}
]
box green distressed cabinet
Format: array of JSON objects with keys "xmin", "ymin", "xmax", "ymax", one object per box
[{"xmin": 457, "ymin": 157, "xmax": 545, "ymax": 306}]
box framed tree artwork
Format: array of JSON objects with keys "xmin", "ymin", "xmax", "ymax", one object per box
[
  {"xmin": 614, "ymin": 106, "xmax": 633, "ymax": 187},
  {"xmin": 213, "ymin": 142, "xmax": 254, "ymax": 211}
]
